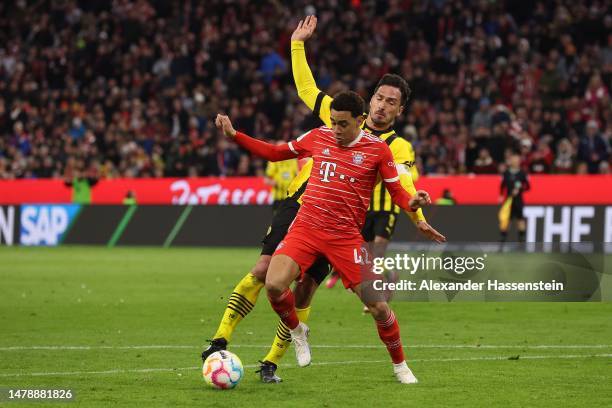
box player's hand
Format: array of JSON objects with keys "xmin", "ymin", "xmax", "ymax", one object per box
[
  {"xmin": 409, "ymin": 190, "xmax": 431, "ymax": 210},
  {"xmin": 291, "ymin": 15, "xmax": 317, "ymax": 41},
  {"xmin": 215, "ymin": 114, "xmax": 236, "ymax": 138},
  {"xmin": 416, "ymin": 221, "xmax": 447, "ymax": 243}
]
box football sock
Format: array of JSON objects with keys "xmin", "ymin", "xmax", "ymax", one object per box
[
  {"xmin": 268, "ymin": 288, "xmax": 300, "ymax": 330},
  {"xmin": 500, "ymin": 231, "xmax": 507, "ymax": 242},
  {"xmin": 375, "ymin": 310, "xmax": 405, "ymax": 364},
  {"xmin": 518, "ymin": 230, "xmax": 525, "ymax": 242},
  {"xmin": 213, "ymin": 272, "xmax": 264, "ymax": 342},
  {"xmin": 263, "ymin": 306, "xmax": 311, "ymax": 365}
]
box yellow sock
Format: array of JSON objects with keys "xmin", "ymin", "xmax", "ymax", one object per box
[
  {"xmin": 263, "ymin": 306, "xmax": 311, "ymax": 365},
  {"xmin": 213, "ymin": 273, "xmax": 264, "ymax": 342}
]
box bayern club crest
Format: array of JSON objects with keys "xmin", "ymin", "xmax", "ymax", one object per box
[{"xmin": 352, "ymin": 152, "xmax": 365, "ymax": 165}]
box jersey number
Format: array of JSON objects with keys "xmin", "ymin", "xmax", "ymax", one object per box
[{"xmin": 353, "ymin": 248, "xmax": 371, "ymax": 265}]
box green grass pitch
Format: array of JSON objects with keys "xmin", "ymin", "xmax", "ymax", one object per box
[{"xmin": 1, "ymin": 247, "xmax": 611, "ymax": 407}]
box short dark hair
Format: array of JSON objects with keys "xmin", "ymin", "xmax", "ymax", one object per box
[
  {"xmin": 374, "ymin": 74, "xmax": 411, "ymax": 106},
  {"xmin": 330, "ymin": 91, "xmax": 365, "ymax": 118}
]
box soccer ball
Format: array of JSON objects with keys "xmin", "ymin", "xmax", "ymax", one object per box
[{"xmin": 202, "ymin": 350, "xmax": 244, "ymax": 389}]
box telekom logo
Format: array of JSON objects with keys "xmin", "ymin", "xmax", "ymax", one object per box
[{"xmin": 319, "ymin": 161, "xmax": 337, "ymax": 183}]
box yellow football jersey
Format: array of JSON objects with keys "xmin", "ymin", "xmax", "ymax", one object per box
[
  {"xmin": 287, "ymin": 40, "xmax": 425, "ymax": 223},
  {"xmin": 286, "ymin": 159, "xmax": 312, "ymax": 203},
  {"xmin": 265, "ymin": 159, "xmax": 299, "ymax": 201}
]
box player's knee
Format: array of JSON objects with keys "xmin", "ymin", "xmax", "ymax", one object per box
[
  {"xmin": 250, "ymin": 257, "xmax": 271, "ymax": 282},
  {"xmin": 265, "ymin": 275, "xmax": 287, "ymax": 297},
  {"xmin": 367, "ymin": 302, "xmax": 390, "ymax": 320}
]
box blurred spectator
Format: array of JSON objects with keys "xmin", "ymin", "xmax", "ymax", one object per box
[
  {"xmin": 472, "ymin": 148, "xmax": 497, "ymax": 174},
  {"xmin": 0, "ymin": 0, "xmax": 610, "ymax": 179},
  {"xmin": 578, "ymin": 120, "xmax": 609, "ymax": 173},
  {"xmin": 576, "ymin": 161, "xmax": 589, "ymax": 174},
  {"xmin": 553, "ymin": 138, "xmax": 575, "ymax": 173},
  {"xmin": 471, "ymin": 98, "xmax": 492, "ymax": 134},
  {"xmin": 527, "ymin": 139, "xmax": 554, "ymax": 174}
]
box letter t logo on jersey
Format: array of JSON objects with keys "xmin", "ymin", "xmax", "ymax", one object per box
[{"xmin": 319, "ymin": 161, "xmax": 337, "ymax": 183}]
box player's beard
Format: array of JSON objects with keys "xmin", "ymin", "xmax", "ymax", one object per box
[{"xmin": 370, "ymin": 113, "xmax": 393, "ymax": 128}]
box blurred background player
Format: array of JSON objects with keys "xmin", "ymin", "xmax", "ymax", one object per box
[
  {"xmin": 123, "ymin": 190, "xmax": 137, "ymax": 206},
  {"xmin": 63, "ymin": 160, "xmax": 99, "ymax": 204},
  {"xmin": 435, "ymin": 189, "xmax": 456, "ymax": 205},
  {"xmin": 264, "ymin": 144, "xmax": 299, "ymax": 212},
  {"xmin": 499, "ymin": 154, "xmax": 531, "ymax": 242}
]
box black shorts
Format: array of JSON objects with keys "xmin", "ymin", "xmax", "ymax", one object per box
[
  {"xmin": 272, "ymin": 198, "xmax": 285, "ymax": 212},
  {"xmin": 510, "ymin": 200, "xmax": 525, "ymax": 219},
  {"xmin": 261, "ymin": 198, "xmax": 331, "ymax": 285},
  {"xmin": 304, "ymin": 257, "xmax": 332, "ymax": 286},
  {"xmin": 361, "ymin": 211, "xmax": 398, "ymax": 242},
  {"xmin": 261, "ymin": 198, "xmax": 299, "ymax": 256}
]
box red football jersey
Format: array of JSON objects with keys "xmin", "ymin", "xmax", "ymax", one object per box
[
  {"xmin": 233, "ymin": 127, "xmax": 413, "ymax": 237},
  {"xmin": 287, "ymin": 127, "xmax": 402, "ymax": 237}
]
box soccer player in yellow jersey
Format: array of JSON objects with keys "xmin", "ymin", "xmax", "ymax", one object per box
[
  {"xmin": 201, "ymin": 16, "xmax": 445, "ymax": 383},
  {"xmin": 289, "ymin": 17, "xmax": 440, "ymax": 258},
  {"xmin": 264, "ymin": 157, "xmax": 299, "ymax": 211}
]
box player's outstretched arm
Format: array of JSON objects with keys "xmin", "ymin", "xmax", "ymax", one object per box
[
  {"xmin": 415, "ymin": 219, "xmax": 447, "ymax": 243},
  {"xmin": 291, "ymin": 16, "xmax": 333, "ymax": 127},
  {"xmin": 380, "ymin": 170, "xmax": 429, "ymax": 212},
  {"xmin": 215, "ymin": 114, "xmax": 296, "ymax": 162},
  {"xmin": 385, "ymin": 176, "xmax": 430, "ymax": 212},
  {"xmin": 396, "ymin": 171, "xmax": 445, "ymax": 242},
  {"xmin": 378, "ymin": 145, "xmax": 430, "ymax": 211},
  {"xmin": 388, "ymin": 137, "xmax": 425, "ymax": 223},
  {"xmin": 398, "ymin": 172, "xmax": 426, "ymax": 223}
]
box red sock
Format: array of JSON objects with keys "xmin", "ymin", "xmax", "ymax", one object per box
[
  {"xmin": 268, "ymin": 289, "xmax": 299, "ymax": 329},
  {"xmin": 375, "ymin": 311, "xmax": 405, "ymax": 364}
]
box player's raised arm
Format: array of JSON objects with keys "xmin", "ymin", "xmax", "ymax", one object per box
[
  {"xmin": 291, "ymin": 16, "xmax": 333, "ymax": 127},
  {"xmin": 215, "ymin": 114, "xmax": 295, "ymax": 162},
  {"xmin": 216, "ymin": 114, "xmax": 315, "ymax": 162}
]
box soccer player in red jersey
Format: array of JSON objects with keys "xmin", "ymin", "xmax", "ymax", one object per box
[{"xmin": 215, "ymin": 92, "xmax": 429, "ymax": 384}]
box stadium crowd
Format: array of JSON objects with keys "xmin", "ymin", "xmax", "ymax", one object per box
[{"xmin": 0, "ymin": 0, "xmax": 610, "ymax": 180}]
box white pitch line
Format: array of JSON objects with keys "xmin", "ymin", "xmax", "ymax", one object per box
[
  {"xmin": 0, "ymin": 345, "xmax": 195, "ymax": 351},
  {"xmin": 0, "ymin": 354, "xmax": 610, "ymax": 378},
  {"xmin": 1, "ymin": 344, "xmax": 612, "ymax": 351}
]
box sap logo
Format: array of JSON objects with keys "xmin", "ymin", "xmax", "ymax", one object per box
[
  {"xmin": 20, "ymin": 205, "xmax": 80, "ymax": 246},
  {"xmin": 0, "ymin": 206, "xmax": 16, "ymax": 246}
]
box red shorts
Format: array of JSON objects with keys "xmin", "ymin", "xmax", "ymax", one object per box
[{"xmin": 274, "ymin": 219, "xmax": 375, "ymax": 289}]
